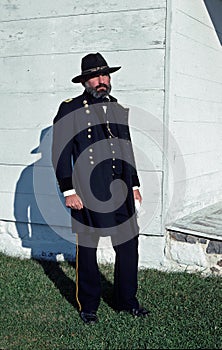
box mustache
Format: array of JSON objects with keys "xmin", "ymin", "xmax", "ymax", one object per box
[{"xmin": 96, "ymin": 83, "xmax": 109, "ymax": 90}]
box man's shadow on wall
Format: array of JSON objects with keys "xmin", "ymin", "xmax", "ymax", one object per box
[
  {"xmin": 13, "ymin": 126, "xmax": 113, "ymax": 310},
  {"xmin": 14, "ymin": 126, "xmax": 78, "ymax": 308}
]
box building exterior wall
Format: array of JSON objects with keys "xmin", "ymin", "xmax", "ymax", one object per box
[
  {"xmin": 164, "ymin": 0, "xmax": 222, "ymax": 225},
  {"xmin": 1, "ymin": 0, "xmax": 221, "ymax": 272},
  {"xmin": 0, "ymin": 0, "xmax": 166, "ymax": 265}
]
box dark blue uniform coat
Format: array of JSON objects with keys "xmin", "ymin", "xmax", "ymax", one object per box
[{"xmin": 52, "ymin": 90, "xmax": 140, "ymax": 239}]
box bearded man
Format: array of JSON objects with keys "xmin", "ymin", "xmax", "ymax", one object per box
[{"xmin": 52, "ymin": 52, "xmax": 149, "ymax": 324}]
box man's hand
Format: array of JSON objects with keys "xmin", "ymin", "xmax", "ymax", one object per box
[
  {"xmin": 65, "ymin": 194, "xmax": 83, "ymax": 210},
  {"xmin": 133, "ymin": 189, "xmax": 142, "ymax": 203}
]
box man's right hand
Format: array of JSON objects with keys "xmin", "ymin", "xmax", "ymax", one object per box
[{"xmin": 65, "ymin": 194, "xmax": 83, "ymax": 210}]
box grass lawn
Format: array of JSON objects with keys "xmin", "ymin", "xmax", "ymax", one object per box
[{"xmin": 0, "ymin": 253, "xmax": 221, "ymax": 349}]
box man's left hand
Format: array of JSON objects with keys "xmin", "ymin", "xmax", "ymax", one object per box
[{"xmin": 133, "ymin": 189, "xmax": 142, "ymax": 203}]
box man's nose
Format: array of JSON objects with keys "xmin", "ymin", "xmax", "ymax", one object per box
[{"xmin": 99, "ymin": 75, "xmax": 105, "ymax": 83}]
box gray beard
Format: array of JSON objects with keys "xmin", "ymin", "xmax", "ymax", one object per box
[{"xmin": 85, "ymin": 83, "xmax": 112, "ymax": 99}]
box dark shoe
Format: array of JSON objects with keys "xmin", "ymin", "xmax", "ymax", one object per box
[
  {"xmin": 80, "ymin": 311, "xmax": 98, "ymax": 324},
  {"xmin": 130, "ymin": 306, "xmax": 149, "ymax": 317}
]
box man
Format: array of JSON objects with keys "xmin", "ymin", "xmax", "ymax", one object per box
[{"xmin": 52, "ymin": 52, "xmax": 149, "ymax": 324}]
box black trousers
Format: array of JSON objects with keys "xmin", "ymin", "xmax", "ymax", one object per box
[{"xmin": 76, "ymin": 233, "xmax": 139, "ymax": 313}]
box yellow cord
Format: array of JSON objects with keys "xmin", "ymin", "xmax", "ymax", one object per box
[{"xmin": 75, "ymin": 233, "xmax": 82, "ymax": 311}]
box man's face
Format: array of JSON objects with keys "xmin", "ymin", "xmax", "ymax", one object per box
[{"xmin": 84, "ymin": 73, "xmax": 111, "ymax": 98}]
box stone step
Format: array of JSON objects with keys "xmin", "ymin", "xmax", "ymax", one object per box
[{"xmin": 166, "ymin": 201, "xmax": 222, "ymax": 242}]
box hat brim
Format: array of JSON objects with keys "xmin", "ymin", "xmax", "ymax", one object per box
[{"xmin": 72, "ymin": 66, "xmax": 121, "ymax": 83}]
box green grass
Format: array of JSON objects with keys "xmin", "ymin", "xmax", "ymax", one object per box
[{"xmin": 0, "ymin": 253, "xmax": 221, "ymax": 350}]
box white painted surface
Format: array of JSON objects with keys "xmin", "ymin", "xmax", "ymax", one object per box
[
  {"xmin": 0, "ymin": 0, "xmax": 166, "ymax": 262},
  {"xmin": 0, "ymin": 220, "xmax": 74, "ymax": 260},
  {"xmin": 97, "ymin": 234, "xmax": 166, "ymax": 269},
  {"xmin": 0, "ymin": 51, "xmax": 164, "ymax": 95},
  {"xmin": 164, "ymin": 0, "xmax": 222, "ymax": 224},
  {"xmin": 0, "ymin": 10, "xmax": 165, "ymax": 56},
  {"xmin": 0, "ymin": 0, "xmax": 166, "ymax": 21},
  {"xmin": 169, "ymin": 241, "xmax": 208, "ymax": 268}
]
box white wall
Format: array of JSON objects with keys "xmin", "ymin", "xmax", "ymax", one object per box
[
  {"xmin": 0, "ymin": 0, "xmax": 166, "ymax": 261},
  {"xmin": 164, "ymin": 0, "xmax": 222, "ymax": 224}
]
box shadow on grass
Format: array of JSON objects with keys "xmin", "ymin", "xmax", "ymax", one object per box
[
  {"xmin": 35, "ymin": 259, "xmax": 115, "ymax": 311},
  {"xmin": 35, "ymin": 259, "xmax": 78, "ymax": 309}
]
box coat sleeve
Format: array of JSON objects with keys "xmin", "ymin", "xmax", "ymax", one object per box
[
  {"xmin": 124, "ymin": 124, "xmax": 140, "ymax": 187},
  {"xmin": 52, "ymin": 102, "xmax": 75, "ymax": 193},
  {"xmin": 117, "ymin": 106, "xmax": 140, "ymax": 188}
]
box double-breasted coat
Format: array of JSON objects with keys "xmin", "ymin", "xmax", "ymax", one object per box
[{"xmin": 52, "ymin": 90, "xmax": 140, "ymax": 239}]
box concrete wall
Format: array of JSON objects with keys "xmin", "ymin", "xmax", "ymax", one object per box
[
  {"xmin": 164, "ymin": 0, "xmax": 222, "ymax": 224},
  {"xmin": 0, "ymin": 0, "xmax": 166, "ymax": 264}
]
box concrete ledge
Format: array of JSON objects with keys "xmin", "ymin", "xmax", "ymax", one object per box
[
  {"xmin": 0, "ymin": 220, "xmax": 75, "ymax": 261},
  {"xmin": 166, "ymin": 201, "xmax": 222, "ymax": 241},
  {"xmin": 96, "ymin": 234, "xmax": 166, "ymax": 270}
]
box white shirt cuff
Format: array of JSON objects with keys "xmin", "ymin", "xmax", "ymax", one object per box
[
  {"xmin": 64, "ymin": 187, "xmax": 138, "ymax": 196},
  {"xmin": 63, "ymin": 189, "xmax": 76, "ymax": 197}
]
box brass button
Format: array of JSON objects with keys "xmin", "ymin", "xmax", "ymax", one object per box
[
  {"xmin": 84, "ymin": 104, "xmax": 89, "ymax": 108},
  {"xmin": 90, "ymin": 161, "xmax": 94, "ymax": 165},
  {"xmin": 112, "ymin": 150, "xmax": 115, "ymax": 154},
  {"xmin": 88, "ymin": 128, "xmax": 92, "ymax": 132},
  {"xmin": 112, "ymin": 165, "xmax": 116, "ymax": 169},
  {"xmin": 88, "ymin": 134, "xmax": 92, "ymax": 138},
  {"xmin": 83, "ymin": 100, "xmax": 87, "ymax": 105},
  {"xmin": 89, "ymin": 148, "xmax": 93, "ymax": 153},
  {"xmin": 110, "ymin": 143, "xmax": 113, "ymax": 146},
  {"xmin": 88, "ymin": 122, "xmax": 91, "ymax": 126},
  {"xmin": 89, "ymin": 156, "xmax": 93, "ymax": 159},
  {"xmin": 86, "ymin": 110, "xmax": 90, "ymax": 114}
]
